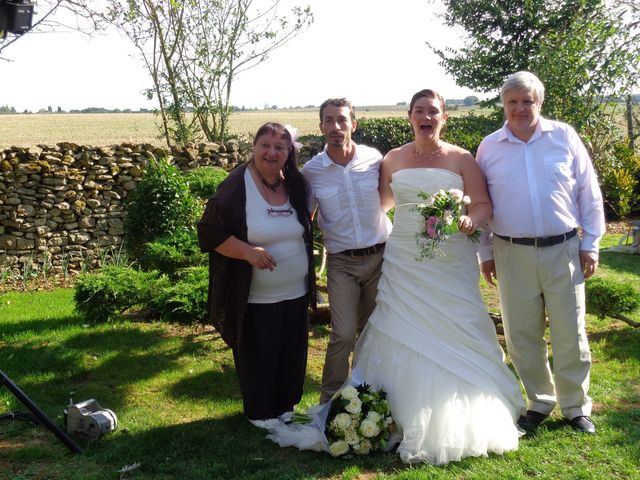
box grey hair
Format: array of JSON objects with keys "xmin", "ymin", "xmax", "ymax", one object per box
[{"xmin": 500, "ymin": 71, "xmax": 545, "ymax": 105}]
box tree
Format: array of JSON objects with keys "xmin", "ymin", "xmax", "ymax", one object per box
[
  {"xmin": 463, "ymin": 96, "xmax": 478, "ymax": 107},
  {"xmin": 100, "ymin": 1, "xmax": 313, "ymax": 145},
  {"xmin": 429, "ymin": 0, "xmax": 640, "ymax": 218}
]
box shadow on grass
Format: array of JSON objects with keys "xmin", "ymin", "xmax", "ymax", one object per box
[
  {"xmin": 590, "ymin": 325, "xmax": 640, "ymax": 362},
  {"xmin": 86, "ymin": 414, "xmax": 402, "ymax": 480},
  {"xmin": 0, "ymin": 314, "xmax": 84, "ymax": 339},
  {"xmin": 0, "ymin": 320, "xmax": 216, "ymax": 415},
  {"xmin": 599, "ymin": 251, "xmax": 640, "ymax": 276}
]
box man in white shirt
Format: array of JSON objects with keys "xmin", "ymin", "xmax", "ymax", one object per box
[
  {"xmin": 476, "ymin": 71, "xmax": 605, "ymax": 434},
  {"xmin": 303, "ymin": 98, "xmax": 392, "ymax": 402}
]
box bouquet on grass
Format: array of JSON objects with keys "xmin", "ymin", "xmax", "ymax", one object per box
[
  {"xmin": 323, "ymin": 384, "xmax": 395, "ymax": 457},
  {"xmin": 291, "ymin": 383, "xmax": 396, "ymax": 457},
  {"xmin": 413, "ymin": 188, "xmax": 480, "ymax": 260}
]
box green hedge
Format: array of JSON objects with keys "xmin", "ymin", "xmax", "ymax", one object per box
[
  {"xmin": 124, "ymin": 157, "xmax": 201, "ymax": 259},
  {"xmin": 74, "ymin": 266, "xmax": 169, "ymax": 323},
  {"xmin": 586, "ymin": 276, "xmax": 640, "ymax": 319},
  {"xmin": 352, "ymin": 113, "xmax": 501, "ymax": 156},
  {"xmin": 140, "ymin": 229, "xmax": 206, "ymax": 277},
  {"xmin": 184, "ymin": 166, "xmax": 229, "ymax": 200}
]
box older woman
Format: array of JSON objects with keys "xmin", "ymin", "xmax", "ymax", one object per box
[{"xmin": 197, "ymin": 122, "xmax": 315, "ymax": 426}]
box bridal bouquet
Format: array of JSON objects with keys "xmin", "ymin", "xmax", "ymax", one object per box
[
  {"xmin": 323, "ymin": 384, "xmax": 395, "ymax": 457},
  {"xmin": 414, "ymin": 188, "xmax": 480, "ymax": 260}
]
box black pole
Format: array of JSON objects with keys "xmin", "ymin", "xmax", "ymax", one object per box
[{"xmin": 0, "ymin": 369, "xmax": 82, "ymax": 454}]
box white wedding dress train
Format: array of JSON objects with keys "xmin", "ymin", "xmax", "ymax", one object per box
[{"xmin": 267, "ymin": 168, "xmax": 525, "ymax": 464}]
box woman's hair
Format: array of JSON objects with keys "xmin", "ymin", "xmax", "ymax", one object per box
[
  {"xmin": 319, "ymin": 98, "xmax": 356, "ymax": 122},
  {"xmin": 500, "ymin": 71, "xmax": 545, "ymax": 105},
  {"xmin": 252, "ymin": 122, "xmax": 312, "ymax": 243},
  {"xmin": 408, "ymin": 89, "xmax": 446, "ymax": 115}
]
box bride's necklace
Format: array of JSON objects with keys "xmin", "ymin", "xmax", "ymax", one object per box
[{"xmin": 413, "ymin": 142, "xmax": 442, "ymax": 162}]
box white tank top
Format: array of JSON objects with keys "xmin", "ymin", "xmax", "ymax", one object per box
[{"xmin": 245, "ymin": 169, "xmax": 308, "ymax": 303}]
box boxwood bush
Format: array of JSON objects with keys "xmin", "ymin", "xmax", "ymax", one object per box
[
  {"xmin": 152, "ymin": 266, "xmax": 209, "ymax": 325},
  {"xmin": 184, "ymin": 166, "xmax": 229, "ymax": 200},
  {"xmin": 124, "ymin": 157, "xmax": 201, "ymax": 259},
  {"xmin": 140, "ymin": 229, "xmax": 206, "ymax": 276},
  {"xmin": 586, "ymin": 276, "xmax": 640, "ymax": 319},
  {"xmin": 74, "ymin": 266, "xmax": 169, "ymax": 323}
]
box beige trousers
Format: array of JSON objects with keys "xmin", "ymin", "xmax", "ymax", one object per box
[
  {"xmin": 320, "ymin": 250, "xmax": 384, "ymax": 402},
  {"xmin": 493, "ymin": 235, "xmax": 592, "ymax": 420}
]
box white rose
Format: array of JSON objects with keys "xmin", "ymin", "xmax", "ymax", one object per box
[
  {"xmin": 462, "ymin": 195, "xmax": 471, "ymax": 205},
  {"xmin": 359, "ymin": 418, "xmax": 381, "ymax": 438},
  {"xmin": 354, "ymin": 439, "xmax": 372, "ymax": 455},
  {"xmin": 344, "ymin": 428, "xmax": 360, "ymax": 445},
  {"xmin": 449, "ymin": 188, "xmax": 463, "ymax": 200},
  {"xmin": 443, "ymin": 210, "xmax": 454, "ymax": 225},
  {"xmin": 366, "ymin": 411, "xmax": 382, "ymax": 423},
  {"xmin": 345, "ymin": 397, "xmax": 362, "ymax": 414},
  {"xmin": 328, "ymin": 440, "xmax": 349, "ymax": 457},
  {"xmin": 333, "ymin": 413, "xmax": 351, "ymax": 430},
  {"xmin": 340, "ymin": 385, "xmax": 358, "ymax": 401}
]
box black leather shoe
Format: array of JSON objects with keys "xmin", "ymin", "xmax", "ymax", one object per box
[
  {"xmin": 568, "ymin": 415, "xmax": 596, "ymax": 433},
  {"xmin": 517, "ymin": 410, "xmax": 549, "ymax": 430}
]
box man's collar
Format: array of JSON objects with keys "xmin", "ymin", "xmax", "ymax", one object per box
[
  {"xmin": 498, "ymin": 116, "xmax": 552, "ymax": 143},
  {"xmin": 321, "ymin": 143, "xmax": 358, "ymax": 167}
]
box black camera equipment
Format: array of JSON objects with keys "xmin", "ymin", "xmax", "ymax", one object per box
[
  {"xmin": 0, "ymin": 369, "xmax": 82, "ymax": 453},
  {"xmin": 0, "ymin": 0, "xmax": 34, "ymax": 37}
]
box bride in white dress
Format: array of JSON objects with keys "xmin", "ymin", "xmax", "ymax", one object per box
[{"xmin": 268, "ymin": 89, "xmax": 525, "ymax": 464}]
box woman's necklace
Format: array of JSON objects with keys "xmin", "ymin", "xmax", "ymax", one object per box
[
  {"xmin": 413, "ymin": 142, "xmax": 442, "ymax": 162},
  {"xmin": 254, "ymin": 166, "xmax": 282, "ymax": 192}
]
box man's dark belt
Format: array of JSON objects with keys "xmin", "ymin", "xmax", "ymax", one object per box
[
  {"xmin": 495, "ymin": 228, "xmax": 578, "ymax": 247},
  {"xmin": 337, "ymin": 243, "xmax": 386, "ymax": 257}
]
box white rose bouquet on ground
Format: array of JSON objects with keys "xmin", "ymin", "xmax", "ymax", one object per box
[
  {"xmin": 323, "ymin": 383, "xmax": 396, "ymax": 457},
  {"xmin": 413, "ymin": 188, "xmax": 480, "ymax": 260}
]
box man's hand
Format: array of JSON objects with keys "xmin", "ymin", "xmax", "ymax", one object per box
[
  {"xmin": 579, "ymin": 250, "xmax": 598, "ymax": 279},
  {"xmin": 480, "ymin": 260, "xmax": 497, "ymax": 287}
]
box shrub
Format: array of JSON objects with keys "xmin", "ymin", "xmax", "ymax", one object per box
[
  {"xmin": 586, "ymin": 276, "xmax": 640, "ymax": 319},
  {"xmin": 124, "ymin": 157, "xmax": 201, "ymax": 258},
  {"xmin": 140, "ymin": 229, "xmax": 206, "ymax": 276},
  {"xmin": 153, "ymin": 266, "xmax": 209, "ymax": 325},
  {"xmin": 74, "ymin": 266, "xmax": 169, "ymax": 323},
  {"xmin": 599, "ymin": 142, "xmax": 640, "ymax": 219},
  {"xmin": 352, "ymin": 113, "xmax": 501, "ymax": 156},
  {"xmin": 443, "ymin": 113, "xmax": 502, "ymax": 156},
  {"xmin": 184, "ymin": 166, "xmax": 229, "ymax": 199},
  {"xmin": 352, "ymin": 117, "xmax": 413, "ymax": 155}
]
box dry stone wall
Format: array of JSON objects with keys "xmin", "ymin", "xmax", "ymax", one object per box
[{"xmin": 0, "ymin": 141, "xmax": 253, "ymax": 280}]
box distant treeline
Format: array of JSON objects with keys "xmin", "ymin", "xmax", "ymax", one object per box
[{"xmin": 1, "ymin": 95, "xmax": 638, "ymax": 115}]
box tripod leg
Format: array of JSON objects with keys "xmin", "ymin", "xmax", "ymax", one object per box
[{"xmin": 0, "ymin": 369, "xmax": 82, "ymax": 454}]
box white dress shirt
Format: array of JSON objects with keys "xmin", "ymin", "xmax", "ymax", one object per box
[
  {"xmin": 302, "ymin": 144, "xmax": 392, "ymax": 254},
  {"xmin": 476, "ymin": 117, "xmax": 605, "ymax": 262}
]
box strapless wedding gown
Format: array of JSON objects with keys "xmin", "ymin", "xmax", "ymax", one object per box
[{"xmin": 267, "ymin": 168, "xmax": 525, "ymax": 464}]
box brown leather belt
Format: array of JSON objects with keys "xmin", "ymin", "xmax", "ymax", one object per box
[
  {"xmin": 495, "ymin": 229, "xmax": 578, "ymax": 247},
  {"xmin": 337, "ymin": 243, "xmax": 386, "ymax": 257}
]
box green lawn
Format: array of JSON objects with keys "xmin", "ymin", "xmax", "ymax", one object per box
[{"xmin": 0, "ymin": 246, "xmax": 639, "ymax": 479}]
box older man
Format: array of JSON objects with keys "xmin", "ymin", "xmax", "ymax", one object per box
[
  {"xmin": 303, "ymin": 98, "xmax": 392, "ymax": 402},
  {"xmin": 476, "ymin": 71, "xmax": 605, "ymax": 434}
]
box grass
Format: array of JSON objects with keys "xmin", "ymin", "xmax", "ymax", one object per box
[
  {"xmin": 0, "ymin": 242, "xmax": 639, "ymax": 479},
  {"xmin": 0, "ymin": 106, "xmax": 485, "ymax": 150}
]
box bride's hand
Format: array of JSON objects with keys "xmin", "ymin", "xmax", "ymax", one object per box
[{"xmin": 458, "ymin": 215, "xmax": 476, "ymax": 235}]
